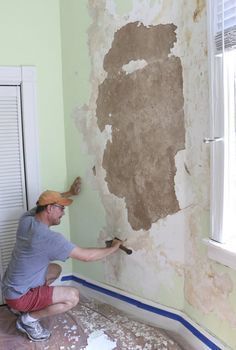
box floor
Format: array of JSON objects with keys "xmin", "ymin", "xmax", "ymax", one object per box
[{"xmin": 0, "ymin": 297, "xmax": 183, "ymax": 350}]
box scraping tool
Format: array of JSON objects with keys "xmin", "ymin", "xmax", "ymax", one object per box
[{"xmin": 105, "ymin": 237, "xmax": 132, "ymax": 255}]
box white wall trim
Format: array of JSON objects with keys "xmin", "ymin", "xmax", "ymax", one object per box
[
  {"xmin": 0, "ymin": 66, "xmax": 41, "ymax": 208},
  {"xmin": 20, "ymin": 67, "xmax": 41, "ymax": 208},
  {"xmin": 60, "ymin": 273, "xmax": 229, "ymax": 350},
  {"xmin": 0, "ymin": 66, "xmax": 22, "ymax": 85}
]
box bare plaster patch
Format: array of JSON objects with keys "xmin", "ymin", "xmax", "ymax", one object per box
[{"xmin": 96, "ymin": 22, "xmax": 185, "ymax": 230}]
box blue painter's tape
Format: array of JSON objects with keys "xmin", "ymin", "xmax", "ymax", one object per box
[{"xmin": 61, "ymin": 275, "xmax": 221, "ymax": 350}]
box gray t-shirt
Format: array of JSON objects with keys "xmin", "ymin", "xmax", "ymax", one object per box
[{"xmin": 2, "ymin": 209, "xmax": 76, "ymax": 299}]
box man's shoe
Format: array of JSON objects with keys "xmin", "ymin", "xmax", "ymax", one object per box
[{"xmin": 16, "ymin": 315, "xmax": 51, "ymax": 342}]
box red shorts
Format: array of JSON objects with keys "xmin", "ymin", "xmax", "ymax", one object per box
[{"xmin": 5, "ymin": 285, "xmax": 54, "ymax": 312}]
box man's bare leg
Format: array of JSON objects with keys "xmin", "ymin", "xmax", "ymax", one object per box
[
  {"xmin": 29, "ymin": 286, "xmax": 80, "ymax": 320},
  {"xmin": 45, "ymin": 263, "xmax": 62, "ymax": 286},
  {"xmin": 16, "ymin": 286, "xmax": 79, "ymax": 341},
  {"xmin": 28, "ymin": 264, "xmax": 79, "ymax": 320}
]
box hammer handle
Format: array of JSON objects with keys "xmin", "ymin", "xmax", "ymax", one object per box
[{"xmin": 119, "ymin": 244, "xmax": 132, "ymax": 255}]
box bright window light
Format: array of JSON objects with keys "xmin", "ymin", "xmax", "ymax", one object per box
[{"xmin": 207, "ymin": 0, "xmax": 236, "ymax": 245}]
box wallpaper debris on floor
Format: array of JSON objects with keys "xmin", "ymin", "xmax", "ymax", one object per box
[{"xmin": 0, "ymin": 297, "xmax": 183, "ymax": 349}]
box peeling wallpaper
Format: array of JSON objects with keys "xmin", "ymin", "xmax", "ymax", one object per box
[{"xmin": 60, "ymin": 0, "xmax": 236, "ymax": 348}]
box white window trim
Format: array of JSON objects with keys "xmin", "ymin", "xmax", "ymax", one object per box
[
  {"xmin": 0, "ymin": 66, "xmax": 41, "ymax": 208},
  {"xmin": 203, "ymin": 238, "xmax": 236, "ymax": 269},
  {"xmin": 205, "ymin": 1, "xmax": 236, "ymax": 270}
]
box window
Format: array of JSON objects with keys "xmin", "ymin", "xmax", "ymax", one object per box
[{"xmin": 205, "ymin": 0, "xmax": 236, "ymax": 266}]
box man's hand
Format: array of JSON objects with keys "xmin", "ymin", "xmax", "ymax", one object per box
[
  {"xmin": 69, "ymin": 177, "xmax": 81, "ymax": 196},
  {"xmin": 110, "ymin": 238, "xmax": 132, "ymax": 255},
  {"xmin": 111, "ymin": 238, "xmax": 124, "ymax": 248},
  {"xmin": 61, "ymin": 177, "xmax": 81, "ymax": 198}
]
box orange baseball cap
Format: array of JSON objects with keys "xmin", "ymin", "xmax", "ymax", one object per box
[{"xmin": 36, "ymin": 190, "xmax": 73, "ymax": 206}]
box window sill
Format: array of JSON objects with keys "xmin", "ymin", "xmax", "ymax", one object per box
[{"xmin": 203, "ymin": 238, "xmax": 236, "ymax": 270}]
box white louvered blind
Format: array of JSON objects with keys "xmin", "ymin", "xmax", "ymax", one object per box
[
  {"xmin": 215, "ymin": 0, "xmax": 236, "ymax": 52},
  {"xmin": 0, "ymin": 86, "xmax": 27, "ymax": 297}
]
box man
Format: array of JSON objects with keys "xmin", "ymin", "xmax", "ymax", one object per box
[{"xmin": 2, "ymin": 177, "xmax": 123, "ymax": 342}]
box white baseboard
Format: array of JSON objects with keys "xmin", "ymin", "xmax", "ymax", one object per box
[{"xmin": 60, "ymin": 273, "xmax": 229, "ymax": 350}]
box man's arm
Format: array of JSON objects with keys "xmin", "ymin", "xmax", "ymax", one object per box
[
  {"xmin": 61, "ymin": 177, "xmax": 81, "ymax": 198},
  {"xmin": 69, "ymin": 239, "xmax": 123, "ymax": 262}
]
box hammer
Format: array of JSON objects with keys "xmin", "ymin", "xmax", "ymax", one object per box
[{"xmin": 105, "ymin": 237, "xmax": 132, "ymax": 255}]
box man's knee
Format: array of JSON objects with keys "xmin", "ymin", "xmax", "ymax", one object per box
[
  {"xmin": 69, "ymin": 287, "xmax": 80, "ymax": 307},
  {"xmin": 52, "ymin": 286, "xmax": 79, "ymax": 309},
  {"xmin": 61, "ymin": 287, "xmax": 79, "ymax": 309}
]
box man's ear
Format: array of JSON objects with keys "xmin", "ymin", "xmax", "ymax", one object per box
[{"xmin": 46, "ymin": 205, "xmax": 53, "ymax": 213}]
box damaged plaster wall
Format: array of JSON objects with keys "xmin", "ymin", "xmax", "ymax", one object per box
[
  {"xmin": 60, "ymin": 0, "xmax": 236, "ymax": 348},
  {"xmin": 96, "ymin": 22, "xmax": 185, "ymax": 231},
  {"xmin": 70, "ymin": 0, "xmax": 186, "ymax": 310}
]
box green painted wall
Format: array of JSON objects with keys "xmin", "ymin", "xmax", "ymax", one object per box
[
  {"xmin": 60, "ymin": 0, "xmax": 107, "ymax": 281},
  {"xmin": 0, "ymin": 0, "xmax": 72, "ymax": 273}
]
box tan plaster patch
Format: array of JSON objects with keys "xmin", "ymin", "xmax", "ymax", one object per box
[
  {"xmin": 193, "ymin": 0, "xmax": 205, "ymax": 23},
  {"xmin": 96, "ymin": 22, "xmax": 185, "ymax": 230}
]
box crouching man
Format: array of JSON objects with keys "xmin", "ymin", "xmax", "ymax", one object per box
[{"xmin": 2, "ymin": 178, "xmax": 123, "ymax": 342}]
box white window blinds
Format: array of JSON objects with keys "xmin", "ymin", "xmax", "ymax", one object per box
[
  {"xmin": 215, "ymin": 0, "xmax": 236, "ymax": 52},
  {"xmin": 0, "ymin": 86, "xmax": 27, "ymax": 277}
]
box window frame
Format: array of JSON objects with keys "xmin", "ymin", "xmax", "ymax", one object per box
[{"xmin": 205, "ymin": 0, "xmax": 236, "ymax": 269}]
